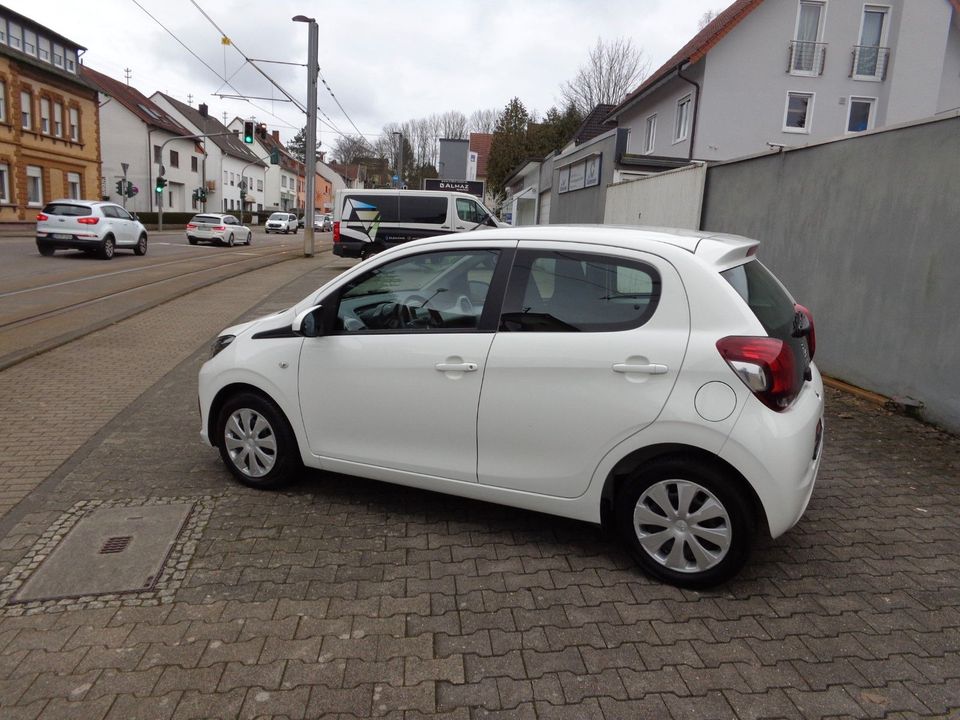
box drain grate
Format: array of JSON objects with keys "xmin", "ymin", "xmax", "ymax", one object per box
[{"xmin": 99, "ymin": 536, "xmax": 132, "ymax": 554}]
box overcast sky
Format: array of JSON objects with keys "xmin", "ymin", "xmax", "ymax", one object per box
[{"xmin": 11, "ymin": 0, "xmax": 724, "ymax": 146}]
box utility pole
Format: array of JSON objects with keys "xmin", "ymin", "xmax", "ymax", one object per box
[
  {"xmin": 294, "ymin": 15, "xmax": 319, "ymax": 257},
  {"xmin": 124, "ymin": 68, "xmax": 132, "ymax": 85},
  {"xmin": 121, "ymin": 162, "xmax": 129, "ymax": 210}
]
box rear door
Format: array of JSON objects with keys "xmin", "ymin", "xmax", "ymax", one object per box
[{"xmin": 476, "ymin": 242, "xmax": 690, "ymax": 498}]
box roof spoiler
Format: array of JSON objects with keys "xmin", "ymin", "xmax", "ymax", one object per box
[{"xmin": 694, "ymin": 233, "xmax": 760, "ymax": 269}]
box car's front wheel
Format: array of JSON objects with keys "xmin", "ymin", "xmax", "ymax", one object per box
[
  {"xmin": 616, "ymin": 459, "xmax": 755, "ymax": 588},
  {"xmin": 134, "ymin": 234, "xmax": 148, "ymax": 256},
  {"xmin": 246, "ymin": 232, "xmax": 252, "ymax": 245},
  {"xmin": 216, "ymin": 393, "xmax": 301, "ymax": 489}
]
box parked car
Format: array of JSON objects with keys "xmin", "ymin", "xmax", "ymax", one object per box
[
  {"xmin": 185, "ymin": 214, "xmax": 252, "ymax": 246},
  {"xmin": 333, "ymin": 189, "xmax": 502, "ymax": 259},
  {"xmin": 314, "ymin": 213, "xmax": 333, "ymax": 232},
  {"xmin": 198, "ymin": 226, "xmax": 823, "ymax": 588},
  {"xmin": 36, "ymin": 200, "xmax": 148, "ymax": 259},
  {"xmin": 265, "ymin": 212, "xmax": 298, "ymax": 234}
]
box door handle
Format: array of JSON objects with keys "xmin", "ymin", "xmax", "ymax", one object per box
[
  {"xmin": 612, "ymin": 362, "xmax": 668, "ymax": 375},
  {"xmin": 435, "ymin": 362, "xmax": 478, "ymax": 372}
]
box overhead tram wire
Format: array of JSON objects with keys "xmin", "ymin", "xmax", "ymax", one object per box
[{"xmin": 128, "ymin": 0, "xmax": 300, "ymax": 132}]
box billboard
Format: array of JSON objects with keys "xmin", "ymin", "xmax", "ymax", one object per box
[{"xmin": 423, "ymin": 178, "xmax": 485, "ymax": 198}]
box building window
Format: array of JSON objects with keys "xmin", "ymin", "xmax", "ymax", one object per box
[
  {"xmin": 26, "ymin": 165, "xmax": 42, "ymax": 206},
  {"xmin": 170, "ymin": 150, "xmax": 179, "ymax": 168},
  {"xmin": 643, "ymin": 114, "xmax": 656, "ymax": 154},
  {"xmin": 8, "ymin": 22, "xmax": 21, "ymax": 50},
  {"xmin": 674, "ymin": 95, "xmax": 691, "ymax": 142},
  {"xmin": 23, "ymin": 29, "xmax": 35, "ymax": 56},
  {"xmin": 69, "ymin": 107, "xmax": 79, "ymax": 141},
  {"xmin": 67, "ymin": 172, "xmax": 81, "ymax": 199},
  {"xmin": 230, "ymin": 172, "xmax": 235, "ymax": 186},
  {"xmin": 224, "ymin": 170, "xmax": 228, "ymax": 186},
  {"xmin": 0, "ymin": 82, "xmax": 6, "ymax": 123},
  {"xmin": 846, "ymin": 96, "xmax": 876, "ymax": 133},
  {"xmin": 65, "ymin": 49, "xmax": 77, "ymax": 73},
  {"xmin": 168, "ymin": 190, "xmax": 173, "ymax": 208},
  {"xmin": 39, "ymin": 97, "xmax": 50, "ymax": 133},
  {"xmin": 257, "ymin": 179, "xmax": 263, "ymax": 192},
  {"xmin": 53, "ymin": 102, "xmax": 62, "ymax": 136},
  {"xmin": 153, "ymin": 145, "xmax": 162, "ymax": 163},
  {"xmin": 20, "ymin": 90, "xmax": 31, "ymax": 129},
  {"xmin": 783, "ymin": 92, "xmax": 814, "ymax": 132},
  {"xmin": 52, "ymin": 44, "xmax": 63, "ymax": 68},
  {"xmin": 0, "ymin": 164, "xmax": 9, "ymax": 203},
  {"xmin": 38, "ymin": 36, "xmax": 50, "ymax": 61},
  {"xmin": 191, "ymin": 155, "xmax": 198, "ymax": 172},
  {"xmin": 0, "ymin": 19, "xmax": 6, "ymax": 45},
  {"xmin": 853, "ymin": 5, "xmax": 890, "ymax": 79},
  {"xmin": 791, "ymin": 1, "xmax": 826, "ymax": 75}
]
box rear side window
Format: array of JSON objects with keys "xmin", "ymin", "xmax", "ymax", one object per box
[
  {"xmin": 398, "ymin": 196, "xmax": 447, "ymax": 224},
  {"xmin": 342, "ymin": 194, "xmax": 399, "ymax": 223},
  {"xmin": 42, "ymin": 203, "xmax": 89, "ymax": 216},
  {"xmin": 500, "ymin": 250, "xmax": 661, "ymax": 332}
]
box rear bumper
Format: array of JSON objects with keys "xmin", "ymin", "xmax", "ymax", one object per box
[
  {"xmin": 333, "ymin": 241, "xmax": 362, "ymax": 258},
  {"xmin": 36, "ymin": 235, "xmax": 102, "ymax": 251}
]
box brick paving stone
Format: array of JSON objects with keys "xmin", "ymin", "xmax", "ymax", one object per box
[{"xmin": 104, "ymin": 691, "xmax": 181, "ymax": 720}]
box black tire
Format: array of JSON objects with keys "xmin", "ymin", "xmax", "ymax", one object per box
[
  {"xmin": 359, "ymin": 243, "xmax": 382, "ymax": 260},
  {"xmin": 188, "ymin": 237, "xmax": 198, "ymax": 245},
  {"xmin": 227, "ymin": 234, "xmax": 235, "ymax": 247},
  {"xmin": 615, "ymin": 459, "xmax": 755, "ymax": 588},
  {"xmin": 38, "ymin": 244, "xmax": 55, "ymax": 256},
  {"xmin": 216, "ymin": 392, "xmax": 301, "ymax": 490},
  {"xmin": 99, "ymin": 235, "xmax": 115, "ymax": 260},
  {"xmin": 134, "ymin": 234, "xmax": 148, "ymax": 256},
  {"xmin": 246, "ymin": 232, "xmax": 252, "ymax": 245}
]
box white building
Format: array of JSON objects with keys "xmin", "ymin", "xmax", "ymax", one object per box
[
  {"xmin": 152, "ymin": 94, "xmax": 266, "ymax": 215},
  {"xmin": 226, "ymin": 119, "xmax": 299, "ymax": 212},
  {"xmin": 81, "ymin": 66, "xmax": 203, "ymax": 213}
]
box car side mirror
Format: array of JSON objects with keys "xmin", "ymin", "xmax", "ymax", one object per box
[{"xmin": 292, "ymin": 304, "xmax": 324, "ymax": 337}]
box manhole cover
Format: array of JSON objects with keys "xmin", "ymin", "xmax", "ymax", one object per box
[{"xmin": 11, "ymin": 503, "xmax": 193, "ymax": 603}]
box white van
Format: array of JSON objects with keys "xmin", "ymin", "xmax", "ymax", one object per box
[{"xmin": 332, "ymin": 189, "xmax": 501, "ymax": 259}]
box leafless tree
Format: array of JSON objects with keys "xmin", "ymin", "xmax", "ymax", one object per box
[
  {"xmin": 560, "ymin": 37, "xmax": 650, "ymax": 116},
  {"xmin": 698, "ymin": 10, "xmax": 720, "ymax": 29},
  {"xmin": 468, "ymin": 108, "xmax": 498, "ymax": 134},
  {"xmin": 332, "ymin": 134, "xmax": 374, "ymax": 164},
  {"xmin": 439, "ymin": 110, "xmax": 468, "ymax": 139}
]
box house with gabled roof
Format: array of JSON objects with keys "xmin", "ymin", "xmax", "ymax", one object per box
[
  {"xmin": 151, "ymin": 93, "xmax": 266, "ymax": 215},
  {"xmin": 80, "ymin": 65, "xmax": 204, "ymax": 213},
  {"xmin": 607, "ymin": 0, "xmax": 960, "ymax": 162},
  {"xmin": 226, "ymin": 118, "xmax": 300, "ymax": 213}
]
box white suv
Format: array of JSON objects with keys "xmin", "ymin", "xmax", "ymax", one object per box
[
  {"xmin": 265, "ymin": 212, "xmax": 298, "ymax": 234},
  {"xmin": 198, "ymin": 226, "xmax": 823, "ymax": 587},
  {"xmin": 36, "ymin": 200, "xmax": 148, "ymax": 259}
]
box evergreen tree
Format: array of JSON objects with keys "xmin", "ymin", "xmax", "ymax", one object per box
[{"xmin": 487, "ymin": 98, "xmax": 531, "ymax": 199}]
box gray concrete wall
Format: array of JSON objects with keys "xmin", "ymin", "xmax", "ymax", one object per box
[
  {"xmin": 701, "ymin": 113, "xmax": 960, "ymax": 431},
  {"xmin": 604, "ymin": 163, "xmax": 705, "ymax": 229},
  {"xmin": 548, "ymin": 129, "xmax": 626, "ymax": 225},
  {"xmin": 438, "ymin": 139, "xmax": 468, "ymax": 180}
]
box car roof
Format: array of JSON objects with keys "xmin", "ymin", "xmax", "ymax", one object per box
[{"xmin": 410, "ymin": 224, "xmax": 760, "ymax": 269}]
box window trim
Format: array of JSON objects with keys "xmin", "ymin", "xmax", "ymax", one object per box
[
  {"xmin": 790, "ymin": 0, "xmax": 827, "ymax": 76},
  {"xmin": 20, "ymin": 89, "xmax": 32, "ymax": 130},
  {"xmin": 0, "ymin": 81, "xmax": 6, "ymax": 124},
  {"xmin": 853, "ymin": 4, "xmax": 891, "ymax": 81},
  {"xmin": 845, "ymin": 95, "xmax": 877, "ymax": 133},
  {"xmin": 0, "ymin": 163, "xmax": 10, "ymax": 203},
  {"xmin": 66, "ymin": 171, "xmax": 81, "ymax": 200},
  {"xmin": 783, "ymin": 91, "xmax": 815, "ymax": 133},
  {"xmin": 69, "ymin": 107, "xmax": 79, "ymax": 141},
  {"xmin": 673, "ymin": 94, "xmax": 692, "ymax": 144},
  {"xmin": 26, "ymin": 165, "xmax": 43, "ymax": 206},
  {"xmin": 643, "ymin": 113, "xmax": 657, "ymax": 155}
]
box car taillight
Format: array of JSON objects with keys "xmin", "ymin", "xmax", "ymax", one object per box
[
  {"xmin": 36, "ymin": 213, "xmax": 49, "ymax": 221},
  {"xmin": 77, "ymin": 217, "xmax": 100, "ymax": 225},
  {"xmin": 333, "ymin": 221, "xmax": 340, "ymax": 242},
  {"xmin": 717, "ymin": 336, "xmax": 800, "ymax": 412},
  {"xmin": 186, "ymin": 223, "xmax": 197, "ymax": 230},
  {"xmin": 794, "ymin": 304, "xmax": 816, "ymax": 359},
  {"xmin": 213, "ymin": 226, "xmax": 226, "ymax": 231}
]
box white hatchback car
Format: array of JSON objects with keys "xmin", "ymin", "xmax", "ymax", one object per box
[
  {"xmin": 185, "ymin": 214, "xmax": 252, "ymax": 246},
  {"xmin": 36, "ymin": 200, "xmax": 148, "ymax": 259},
  {"xmin": 265, "ymin": 212, "xmax": 298, "ymax": 234},
  {"xmin": 198, "ymin": 226, "xmax": 823, "ymax": 587}
]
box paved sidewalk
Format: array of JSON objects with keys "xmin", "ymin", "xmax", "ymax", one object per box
[{"xmin": 0, "ymin": 261, "xmax": 957, "ymax": 719}]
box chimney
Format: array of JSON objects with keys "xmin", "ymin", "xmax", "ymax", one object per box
[
  {"xmin": 272, "ymin": 130, "xmax": 280, "ymax": 142},
  {"xmin": 198, "ymin": 103, "xmax": 208, "ymax": 117}
]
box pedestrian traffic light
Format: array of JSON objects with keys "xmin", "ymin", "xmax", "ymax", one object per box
[
  {"xmin": 243, "ymin": 120, "xmax": 254, "ymax": 144},
  {"xmin": 115, "ymin": 180, "xmax": 124, "ymax": 194},
  {"xmin": 126, "ymin": 182, "xmax": 138, "ymax": 198},
  {"xmin": 155, "ymin": 176, "xmax": 167, "ymax": 193}
]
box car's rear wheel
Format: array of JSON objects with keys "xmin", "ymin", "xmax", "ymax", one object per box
[
  {"xmin": 188, "ymin": 237, "xmax": 198, "ymax": 245},
  {"xmin": 99, "ymin": 235, "xmax": 115, "ymax": 260},
  {"xmin": 616, "ymin": 459, "xmax": 755, "ymax": 588},
  {"xmin": 38, "ymin": 244, "xmax": 55, "ymax": 256},
  {"xmin": 134, "ymin": 234, "xmax": 148, "ymax": 256},
  {"xmin": 216, "ymin": 392, "xmax": 300, "ymax": 489},
  {"xmin": 227, "ymin": 234, "xmax": 235, "ymax": 247}
]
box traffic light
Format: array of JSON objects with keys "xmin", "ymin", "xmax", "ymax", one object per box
[
  {"xmin": 269, "ymin": 148, "xmax": 280, "ymax": 165},
  {"xmin": 243, "ymin": 120, "xmax": 254, "ymax": 144},
  {"xmin": 198, "ymin": 187, "xmax": 207, "ymax": 202},
  {"xmin": 115, "ymin": 180, "xmax": 124, "ymax": 194},
  {"xmin": 256, "ymin": 123, "xmax": 267, "ymax": 140},
  {"xmin": 155, "ymin": 176, "xmax": 167, "ymax": 193},
  {"xmin": 191, "ymin": 189, "xmax": 199, "ymax": 202},
  {"xmin": 126, "ymin": 181, "xmax": 138, "ymax": 198}
]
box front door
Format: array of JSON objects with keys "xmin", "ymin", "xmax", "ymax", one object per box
[
  {"xmin": 477, "ymin": 244, "xmax": 690, "ymax": 498},
  {"xmin": 298, "ymin": 246, "xmax": 506, "ymax": 482}
]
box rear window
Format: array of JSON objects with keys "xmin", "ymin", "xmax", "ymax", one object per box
[
  {"xmin": 722, "ymin": 259, "xmax": 810, "ymax": 377},
  {"xmin": 342, "ymin": 194, "xmax": 399, "ymax": 223},
  {"xmin": 190, "ymin": 215, "xmax": 220, "ymax": 224},
  {"xmin": 398, "ymin": 196, "xmax": 447, "ymax": 224},
  {"xmin": 42, "ymin": 203, "xmax": 90, "ymax": 216}
]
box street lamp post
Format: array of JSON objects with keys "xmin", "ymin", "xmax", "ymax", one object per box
[
  {"xmin": 393, "ymin": 131, "xmax": 403, "ymax": 189},
  {"xmin": 294, "ymin": 14, "xmax": 319, "ymax": 257}
]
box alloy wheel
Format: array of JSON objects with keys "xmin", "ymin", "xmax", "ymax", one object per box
[{"xmin": 223, "ymin": 408, "xmax": 277, "ymax": 478}]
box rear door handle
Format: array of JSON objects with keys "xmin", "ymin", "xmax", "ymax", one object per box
[
  {"xmin": 612, "ymin": 362, "xmax": 668, "ymax": 375},
  {"xmin": 435, "ymin": 362, "xmax": 478, "ymax": 372}
]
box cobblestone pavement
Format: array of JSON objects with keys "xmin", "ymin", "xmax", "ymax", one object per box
[{"xmin": 0, "ymin": 261, "xmax": 958, "ymax": 719}]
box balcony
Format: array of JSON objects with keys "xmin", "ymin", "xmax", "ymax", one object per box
[
  {"xmin": 788, "ymin": 41, "xmax": 827, "ymax": 76},
  {"xmin": 850, "ymin": 45, "xmax": 890, "ymax": 80}
]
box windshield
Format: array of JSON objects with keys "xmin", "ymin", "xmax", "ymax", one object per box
[{"xmin": 269, "ymin": 213, "xmax": 287, "ymax": 221}]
